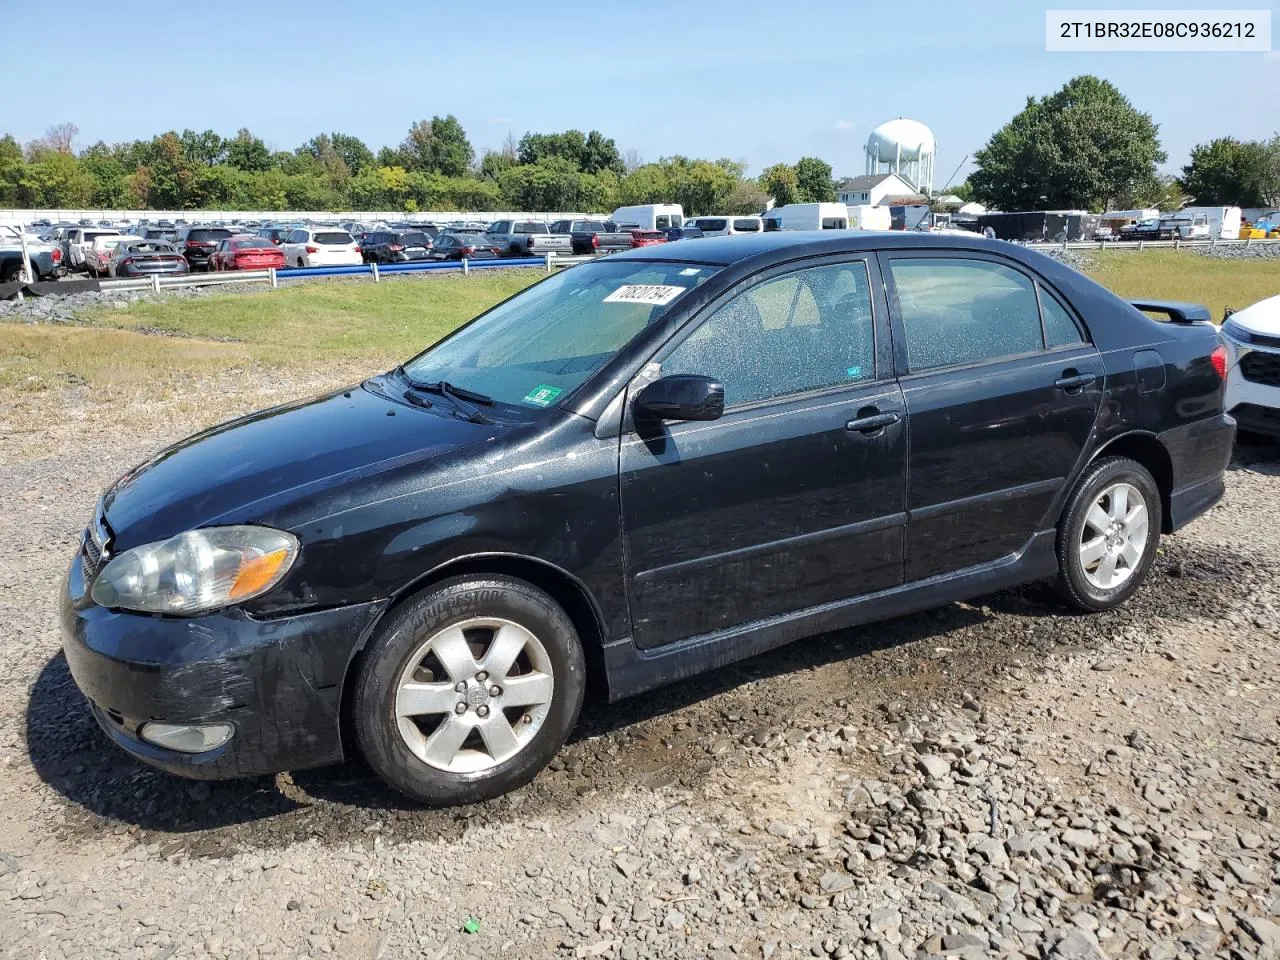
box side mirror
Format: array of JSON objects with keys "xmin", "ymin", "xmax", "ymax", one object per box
[{"xmin": 633, "ymin": 374, "xmax": 725, "ymax": 423}]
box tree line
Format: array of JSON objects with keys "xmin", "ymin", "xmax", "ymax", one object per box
[
  {"xmin": 0, "ymin": 118, "xmax": 836, "ymax": 215},
  {"xmin": 4, "ymin": 79, "xmax": 1276, "ymax": 215}
]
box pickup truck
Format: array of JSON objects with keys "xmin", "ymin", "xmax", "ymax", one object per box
[
  {"xmin": 0, "ymin": 225, "xmax": 64, "ymax": 284},
  {"xmin": 549, "ymin": 219, "xmax": 634, "ymax": 256},
  {"xmin": 1118, "ymin": 218, "xmax": 1162, "ymax": 242},
  {"xmin": 484, "ymin": 220, "xmax": 573, "ymax": 258}
]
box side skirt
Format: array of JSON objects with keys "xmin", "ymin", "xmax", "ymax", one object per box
[{"xmin": 601, "ymin": 530, "xmax": 1059, "ymax": 702}]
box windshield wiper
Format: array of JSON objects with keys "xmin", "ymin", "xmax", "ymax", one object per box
[{"xmin": 395, "ymin": 367, "xmax": 493, "ymax": 423}]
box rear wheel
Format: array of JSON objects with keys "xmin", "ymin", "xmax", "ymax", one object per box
[
  {"xmin": 1056, "ymin": 457, "xmax": 1161, "ymax": 612},
  {"xmin": 351, "ymin": 576, "xmax": 586, "ymax": 806}
]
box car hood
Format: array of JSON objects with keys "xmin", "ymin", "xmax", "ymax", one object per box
[
  {"xmin": 1230, "ymin": 294, "xmax": 1280, "ymax": 337},
  {"xmin": 101, "ymin": 380, "xmax": 498, "ymax": 550}
]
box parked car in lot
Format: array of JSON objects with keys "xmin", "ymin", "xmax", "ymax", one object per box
[
  {"xmin": 209, "ymin": 236, "xmax": 287, "ymax": 271},
  {"xmin": 60, "ymin": 231, "xmax": 1233, "ymax": 807},
  {"xmin": 0, "ymin": 226, "xmax": 63, "ymax": 282},
  {"xmin": 360, "ymin": 230, "xmax": 434, "ymax": 263},
  {"xmin": 483, "ymin": 220, "xmax": 573, "ymax": 258},
  {"xmin": 610, "ymin": 203, "xmax": 684, "ymax": 231},
  {"xmin": 684, "ymin": 215, "xmax": 764, "ymax": 237},
  {"xmin": 427, "ymin": 233, "xmax": 501, "ymax": 261},
  {"xmin": 142, "ymin": 227, "xmax": 179, "ymax": 243},
  {"xmin": 282, "ymin": 227, "xmax": 362, "ymax": 268},
  {"xmin": 66, "ymin": 228, "xmax": 121, "ymax": 271},
  {"xmin": 108, "ymin": 239, "xmax": 190, "ymax": 278},
  {"xmin": 255, "ymin": 226, "xmax": 293, "ymax": 246},
  {"xmin": 1117, "ymin": 218, "xmax": 1162, "ymax": 242},
  {"xmin": 84, "ymin": 235, "xmax": 130, "ymax": 277},
  {"xmin": 549, "ymin": 219, "xmax": 635, "ymax": 255},
  {"xmin": 628, "ymin": 228, "xmax": 668, "ymax": 247},
  {"xmin": 1220, "ymin": 295, "xmax": 1280, "ymax": 438},
  {"xmin": 174, "ymin": 226, "xmax": 233, "ymax": 271}
]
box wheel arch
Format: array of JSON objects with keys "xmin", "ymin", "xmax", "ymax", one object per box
[
  {"xmin": 1087, "ymin": 431, "xmax": 1174, "ymax": 532},
  {"xmin": 338, "ymin": 552, "xmax": 610, "ymax": 747}
]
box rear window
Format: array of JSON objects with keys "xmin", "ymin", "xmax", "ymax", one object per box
[
  {"xmin": 189, "ymin": 228, "xmax": 232, "ymax": 242},
  {"xmin": 399, "ymin": 232, "xmax": 431, "ymax": 246},
  {"xmin": 314, "ymin": 231, "xmax": 354, "ymax": 245},
  {"xmin": 129, "ymin": 241, "xmax": 176, "ymax": 254},
  {"xmin": 513, "ymin": 222, "xmax": 549, "ymax": 234},
  {"xmin": 233, "ymin": 237, "xmax": 275, "ymax": 249},
  {"xmin": 633, "ymin": 230, "xmax": 665, "ymax": 240},
  {"xmin": 576, "ymin": 221, "xmax": 607, "ymax": 232},
  {"xmin": 821, "ymin": 218, "xmax": 848, "ymax": 230},
  {"xmin": 733, "ymin": 219, "xmax": 761, "ymax": 232}
]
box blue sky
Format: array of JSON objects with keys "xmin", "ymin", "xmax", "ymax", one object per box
[{"xmin": 8, "ymin": 1, "xmax": 1278, "ymax": 185}]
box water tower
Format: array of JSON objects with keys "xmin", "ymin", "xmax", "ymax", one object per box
[{"xmin": 865, "ymin": 118, "xmax": 935, "ymax": 196}]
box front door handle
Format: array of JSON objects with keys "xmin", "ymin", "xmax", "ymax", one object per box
[
  {"xmin": 1054, "ymin": 371, "xmax": 1097, "ymax": 393},
  {"xmin": 845, "ymin": 410, "xmax": 902, "ymax": 435}
]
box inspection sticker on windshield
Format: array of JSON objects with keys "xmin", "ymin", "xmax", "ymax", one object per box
[
  {"xmin": 603, "ymin": 284, "xmax": 686, "ymax": 306},
  {"xmin": 522, "ymin": 384, "xmax": 564, "ymax": 407}
]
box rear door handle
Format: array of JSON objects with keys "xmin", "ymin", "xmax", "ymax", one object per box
[
  {"xmin": 845, "ymin": 411, "xmax": 902, "ymax": 434},
  {"xmin": 1054, "ymin": 372, "xmax": 1097, "ymax": 392}
]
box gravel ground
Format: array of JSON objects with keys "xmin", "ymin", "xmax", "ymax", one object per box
[
  {"xmin": 1195, "ymin": 244, "xmax": 1280, "ymax": 261},
  {"xmin": 2, "ymin": 382, "xmax": 1279, "ymax": 960}
]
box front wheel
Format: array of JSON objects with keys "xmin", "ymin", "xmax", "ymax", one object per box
[
  {"xmin": 1055, "ymin": 456, "xmax": 1161, "ymax": 612},
  {"xmin": 351, "ymin": 576, "xmax": 586, "ymax": 806}
]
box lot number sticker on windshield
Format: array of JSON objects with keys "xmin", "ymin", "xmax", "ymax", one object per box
[
  {"xmin": 522, "ymin": 384, "xmax": 564, "ymax": 407},
  {"xmin": 603, "ymin": 284, "xmax": 686, "ymax": 306}
]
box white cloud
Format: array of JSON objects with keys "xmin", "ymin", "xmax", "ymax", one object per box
[{"xmin": 834, "ymin": 119, "xmax": 856, "ymax": 131}]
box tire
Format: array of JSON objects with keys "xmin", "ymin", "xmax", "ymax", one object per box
[
  {"xmin": 297, "ymin": 257, "xmax": 305, "ymax": 268},
  {"xmin": 1055, "ymin": 456, "xmax": 1161, "ymax": 612},
  {"xmin": 351, "ymin": 575, "xmax": 586, "ymax": 806}
]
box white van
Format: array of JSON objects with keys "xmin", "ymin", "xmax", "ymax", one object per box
[
  {"xmin": 1180, "ymin": 206, "xmax": 1242, "ymax": 240},
  {"xmin": 762, "ymin": 203, "xmax": 850, "ymax": 232},
  {"xmin": 684, "ymin": 215, "xmax": 763, "ymax": 237},
  {"xmin": 847, "ymin": 205, "xmax": 891, "ymax": 231},
  {"xmin": 610, "ymin": 204, "xmax": 684, "ymax": 231}
]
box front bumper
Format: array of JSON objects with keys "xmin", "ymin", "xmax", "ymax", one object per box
[
  {"xmin": 1223, "ymin": 332, "xmax": 1280, "ymax": 435},
  {"xmin": 59, "ymin": 554, "xmax": 386, "ymax": 779}
]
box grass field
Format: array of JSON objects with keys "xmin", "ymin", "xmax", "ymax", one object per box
[{"xmin": 1, "ymin": 250, "xmax": 1276, "ymax": 424}]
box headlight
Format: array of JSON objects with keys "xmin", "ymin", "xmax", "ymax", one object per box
[{"xmin": 90, "ymin": 525, "xmax": 298, "ymax": 615}]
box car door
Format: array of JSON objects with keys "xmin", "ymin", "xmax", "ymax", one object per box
[
  {"xmin": 619, "ymin": 255, "xmax": 907, "ymax": 649},
  {"xmin": 880, "ymin": 251, "xmax": 1103, "ymax": 581}
]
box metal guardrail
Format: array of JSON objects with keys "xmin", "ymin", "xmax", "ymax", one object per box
[
  {"xmin": 92, "ymin": 253, "xmax": 595, "ymax": 295},
  {"xmin": 1026, "ymin": 237, "xmax": 1280, "ymax": 251}
]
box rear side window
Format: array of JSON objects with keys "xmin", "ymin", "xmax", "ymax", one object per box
[
  {"xmin": 400, "ymin": 232, "xmax": 430, "ymax": 246},
  {"xmin": 699, "ymin": 219, "xmax": 728, "ymax": 231},
  {"xmin": 763, "ymin": 218, "xmax": 781, "ymax": 232},
  {"xmin": 1039, "ymin": 285, "xmax": 1085, "ymax": 348},
  {"xmin": 889, "ymin": 258, "xmax": 1044, "ymax": 372},
  {"xmin": 314, "ymin": 231, "xmax": 353, "ymax": 244},
  {"xmin": 733, "ymin": 219, "xmax": 761, "ymax": 232},
  {"xmin": 661, "ymin": 261, "xmax": 876, "ymax": 407}
]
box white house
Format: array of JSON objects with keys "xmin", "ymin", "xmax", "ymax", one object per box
[{"xmin": 835, "ymin": 173, "xmax": 918, "ymax": 207}]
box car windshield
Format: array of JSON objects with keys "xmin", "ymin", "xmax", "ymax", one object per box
[{"xmin": 400, "ymin": 260, "xmax": 721, "ymax": 414}]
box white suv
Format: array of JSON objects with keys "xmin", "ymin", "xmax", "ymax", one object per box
[
  {"xmin": 1221, "ymin": 295, "xmax": 1280, "ymax": 439},
  {"xmin": 282, "ymin": 228, "xmax": 362, "ymax": 268}
]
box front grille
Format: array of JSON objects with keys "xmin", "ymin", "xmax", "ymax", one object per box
[
  {"xmin": 81, "ymin": 529, "xmax": 102, "ymax": 583},
  {"xmin": 1240, "ymin": 352, "xmax": 1280, "ymax": 387}
]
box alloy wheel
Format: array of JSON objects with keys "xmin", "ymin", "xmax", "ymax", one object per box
[
  {"xmin": 1079, "ymin": 481, "xmax": 1149, "ymax": 590},
  {"xmin": 393, "ymin": 617, "xmax": 555, "ymax": 774}
]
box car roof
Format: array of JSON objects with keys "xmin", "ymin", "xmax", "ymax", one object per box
[{"xmin": 615, "ymin": 229, "xmax": 1007, "ymax": 265}]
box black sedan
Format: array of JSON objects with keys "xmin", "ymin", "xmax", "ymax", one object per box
[
  {"xmin": 60, "ymin": 231, "xmax": 1233, "ymax": 807},
  {"xmin": 427, "ymin": 232, "xmax": 501, "ymax": 261},
  {"xmin": 360, "ymin": 230, "xmax": 434, "ymax": 263},
  {"xmin": 108, "ymin": 240, "xmax": 190, "ymax": 278}
]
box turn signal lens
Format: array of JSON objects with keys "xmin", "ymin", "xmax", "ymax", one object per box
[{"xmin": 229, "ymin": 547, "xmax": 291, "ymax": 600}]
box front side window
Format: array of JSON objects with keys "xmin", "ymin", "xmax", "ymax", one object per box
[
  {"xmin": 889, "ymin": 258, "xmax": 1044, "ymax": 372},
  {"xmin": 655, "ymin": 215, "xmax": 671, "ymax": 229},
  {"xmin": 661, "ymin": 261, "xmax": 876, "ymax": 408},
  {"xmin": 402, "ymin": 260, "xmax": 721, "ymax": 415}
]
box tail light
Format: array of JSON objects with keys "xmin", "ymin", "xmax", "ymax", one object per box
[
  {"xmin": 460, "ymin": 246, "xmax": 475, "ymax": 256},
  {"xmin": 305, "ymin": 245, "xmax": 318, "ymax": 254},
  {"xmin": 354, "ymin": 245, "xmax": 362, "ymax": 253},
  {"xmin": 119, "ymin": 257, "xmax": 134, "ymax": 267},
  {"xmin": 51, "ymin": 248, "xmax": 61, "ymax": 263},
  {"xmin": 389, "ymin": 244, "xmax": 404, "ymax": 252},
  {"xmin": 1210, "ymin": 344, "xmax": 1227, "ymax": 380},
  {"xmin": 591, "ymin": 234, "xmax": 599, "ymax": 249},
  {"xmin": 490, "ymin": 247, "xmax": 501, "ymax": 255}
]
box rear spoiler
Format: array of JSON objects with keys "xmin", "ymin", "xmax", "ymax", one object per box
[{"xmin": 1127, "ymin": 299, "xmax": 1212, "ymax": 324}]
